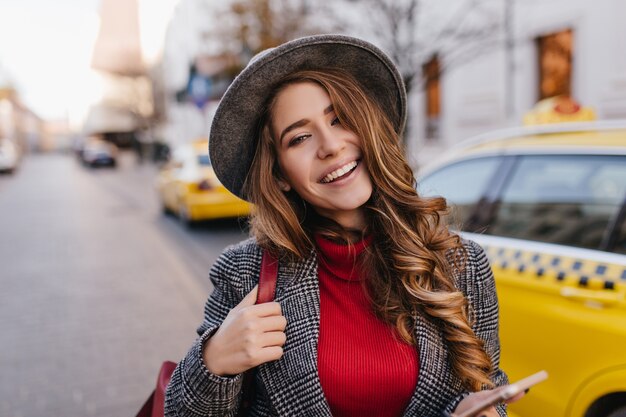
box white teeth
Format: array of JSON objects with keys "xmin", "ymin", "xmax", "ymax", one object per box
[{"xmin": 321, "ymin": 161, "xmax": 358, "ymax": 183}]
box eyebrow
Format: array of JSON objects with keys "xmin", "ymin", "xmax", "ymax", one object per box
[{"xmin": 278, "ymin": 104, "xmax": 335, "ymax": 144}]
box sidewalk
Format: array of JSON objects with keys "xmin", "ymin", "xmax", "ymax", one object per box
[{"xmin": 0, "ymin": 153, "xmax": 211, "ymax": 417}]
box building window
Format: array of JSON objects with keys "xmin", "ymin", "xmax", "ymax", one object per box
[
  {"xmin": 536, "ymin": 29, "xmax": 573, "ymax": 100},
  {"xmin": 423, "ymin": 55, "xmax": 441, "ymax": 141}
]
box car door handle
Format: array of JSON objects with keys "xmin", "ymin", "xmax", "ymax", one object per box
[{"xmin": 560, "ymin": 287, "xmax": 623, "ymax": 307}]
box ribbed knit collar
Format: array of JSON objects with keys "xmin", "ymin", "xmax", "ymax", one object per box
[{"xmin": 314, "ymin": 233, "xmax": 372, "ymax": 281}]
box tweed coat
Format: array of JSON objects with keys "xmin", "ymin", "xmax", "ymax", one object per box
[{"xmin": 164, "ymin": 238, "xmax": 508, "ymax": 417}]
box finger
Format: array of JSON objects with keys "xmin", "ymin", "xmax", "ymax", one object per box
[
  {"xmin": 237, "ymin": 285, "xmax": 259, "ymax": 307},
  {"xmin": 253, "ymin": 345, "xmax": 284, "ymax": 365},
  {"xmin": 472, "ymin": 407, "xmax": 500, "ymax": 417},
  {"xmin": 472, "ymin": 407, "xmax": 498, "ymax": 417},
  {"xmin": 470, "ymin": 406, "xmax": 498, "ymax": 417},
  {"xmin": 505, "ymin": 390, "xmax": 526, "ymax": 404},
  {"xmin": 259, "ymin": 331, "xmax": 287, "ymax": 347},
  {"xmin": 249, "ymin": 301, "xmax": 282, "ymax": 317},
  {"xmin": 257, "ymin": 315, "xmax": 287, "ymax": 332}
]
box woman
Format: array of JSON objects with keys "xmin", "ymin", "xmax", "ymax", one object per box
[{"xmin": 165, "ymin": 35, "xmax": 521, "ymax": 417}]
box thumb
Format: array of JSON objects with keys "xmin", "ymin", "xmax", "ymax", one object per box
[
  {"xmin": 505, "ymin": 390, "xmax": 526, "ymax": 404},
  {"xmin": 237, "ymin": 285, "xmax": 259, "ymax": 308}
]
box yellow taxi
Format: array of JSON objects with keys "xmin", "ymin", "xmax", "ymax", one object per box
[
  {"xmin": 418, "ymin": 100, "xmax": 626, "ymax": 417},
  {"xmin": 156, "ymin": 139, "xmax": 252, "ymax": 225}
]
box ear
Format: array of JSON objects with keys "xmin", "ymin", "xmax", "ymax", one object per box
[{"xmin": 277, "ymin": 179, "xmax": 291, "ymax": 192}]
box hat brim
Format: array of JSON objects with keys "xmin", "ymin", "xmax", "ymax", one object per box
[{"xmin": 209, "ymin": 34, "xmax": 407, "ymax": 201}]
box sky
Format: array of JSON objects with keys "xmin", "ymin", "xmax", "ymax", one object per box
[
  {"xmin": 0, "ymin": 0, "xmax": 178, "ymax": 123},
  {"xmin": 0, "ymin": 0, "xmax": 102, "ymax": 121}
]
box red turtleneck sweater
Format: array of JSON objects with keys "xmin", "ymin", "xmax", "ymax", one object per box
[{"xmin": 315, "ymin": 235, "xmax": 419, "ymax": 417}]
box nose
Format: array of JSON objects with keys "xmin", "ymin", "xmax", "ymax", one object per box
[{"xmin": 316, "ymin": 126, "xmax": 344, "ymax": 159}]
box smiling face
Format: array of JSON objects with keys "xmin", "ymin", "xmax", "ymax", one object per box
[{"xmin": 271, "ymin": 81, "xmax": 373, "ymax": 231}]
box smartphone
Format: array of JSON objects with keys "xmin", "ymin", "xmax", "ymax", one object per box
[{"xmin": 449, "ymin": 370, "xmax": 548, "ymax": 417}]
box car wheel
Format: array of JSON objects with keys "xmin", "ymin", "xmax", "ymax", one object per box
[
  {"xmin": 160, "ymin": 201, "xmax": 173, "ymax": 216},
  {"xmin": 607, "ymin": 406, "xmax": 626, "ymax": 417}
]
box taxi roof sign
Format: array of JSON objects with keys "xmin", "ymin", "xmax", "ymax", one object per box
[{"xmin": 523, "ymin": 96, "xmax": 596, "ymax": 125}]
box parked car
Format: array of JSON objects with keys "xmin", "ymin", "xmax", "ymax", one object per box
[
  {"xmin": 156, "ymin": 139, "xmax": 252, "ymax": 225},
  {"xmin": 418, "ymin": 117, "xmax": 626, "ymax": 417},
  {"xmin": 0, "ymin": 139, "xmax": 20, "ymax": 173},
  {"xmin": 80, "ymin": 137, "xmax": 118, "ymax": 167}
]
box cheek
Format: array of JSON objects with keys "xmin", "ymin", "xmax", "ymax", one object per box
[{"xmin": 278, "ymin": 154, "xmax": 309, "ymax": 186}]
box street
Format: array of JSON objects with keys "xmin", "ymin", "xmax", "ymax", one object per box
[{"xmin": 0, "ymin": 151, "xmax": 248, "ymax": 417}]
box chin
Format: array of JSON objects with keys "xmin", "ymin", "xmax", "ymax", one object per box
[{"xmin": 338, "ymin": 195, "xmax": 371, "ymax": 211}]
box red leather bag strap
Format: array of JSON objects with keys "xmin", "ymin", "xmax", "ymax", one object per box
[
  {"xmin": 137, "ymin": 250, "xmax": 278, "ymax": 417},
  {"xmin": 151, "ymin": 361, "xmax": 177, "ymax": 417},
  {"xmin": 256, "ymin": 249, "xmax": 278, "ymax": 304},
  {"xmin": 238, "ymin": 249, "xmax": 279, "ymax": 416},
  {"xmin": 135, "ymin": 360, "xmax": 177, "ymax": 417}
]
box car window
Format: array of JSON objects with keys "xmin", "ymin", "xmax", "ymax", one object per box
[
  {"xmin": 418, "ymin": 156, "xmax": 501, "ymax": 227},
  {"xmin": 197, "ymin": 154, "xmax": 211, "ymax": 166},
  {"xmin": 614, "ymin": 214, "xmax": 626, "ymax": 255},
  {"xmin": 489, "ymin": 155, "xmax": 626, "ymax": 251}
]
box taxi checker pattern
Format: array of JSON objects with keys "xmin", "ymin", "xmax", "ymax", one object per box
[{"xmin": 481, "ymin": 245, "xmax": 626, "ymax": 290}]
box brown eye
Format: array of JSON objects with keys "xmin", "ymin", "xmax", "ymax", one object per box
[{"xmin": 289, "ymin": 134, "xmax": 310, "ymax": 147}]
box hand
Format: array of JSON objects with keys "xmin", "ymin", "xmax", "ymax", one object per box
[
  {"xmin": 202, "ymin": 285, "xmax": 287, "ymax": 376},
  {"xmin": 452, "ymin": 386, "xmax": 526, "ymax": 417}
]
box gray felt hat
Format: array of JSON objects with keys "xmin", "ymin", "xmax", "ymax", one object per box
[{"xmin": 209, "ymin": 34, "xmax": 407, "ymax": 201}]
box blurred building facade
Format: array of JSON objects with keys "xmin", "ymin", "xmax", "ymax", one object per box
[
  {"xmin": 160, "ymin": 0, "xmax": 229, "ymax": 149},
  {"xmin": 0, "ymin": 85, "xmax": 44, "ymax": 153},
  {"xmin": 86, "ymin": 0, "xmax": 155, "ymax": 150},
  {"xmin": 159, "ymin": 0, "xmax": 313, "ymax": 150},
  {"xmin": 411, "ymin": 0, "xmax": 626, "ymax": 165},
  {"xmin": 158, "ymin": 0, "xmax": 626, "ymax": 166}
]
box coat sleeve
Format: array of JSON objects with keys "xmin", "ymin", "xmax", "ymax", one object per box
[
  {"xmin": 443, "ymin": 239, "xmax": 510, "ymax": 416},
  {"xmin": 164, "ymin": 244, "xmax": 247, "ymax": 417}
]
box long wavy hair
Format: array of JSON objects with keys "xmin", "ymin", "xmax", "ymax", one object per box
[{"xmin": 243, "ymin": 69, "xmax": 493, "ymax": 391}]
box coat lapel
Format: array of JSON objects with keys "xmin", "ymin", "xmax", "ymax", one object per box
[
  {"xmin": 254, "ymin": 247, "xmax": 461, "ymax": 417},
  {"xmin": 257, "ymin": 250, "xmax": 333, "ymax": 416},
  {"xmin": 402, "ymin": 313, "xmax": 462, "ymax": 417}
]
